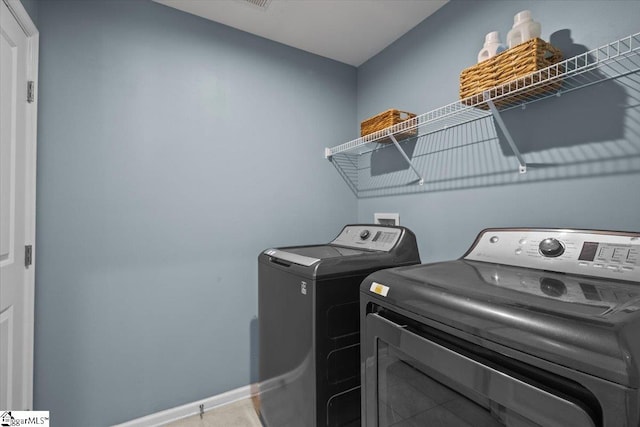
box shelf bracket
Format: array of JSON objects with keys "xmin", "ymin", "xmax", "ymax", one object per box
[
  {"xmin": 483, "ymin": 92, "xmax": 527, "ymax": 174},
  {"xmin": 387, "ymin": 132, "xmax": 425, "ymax": 185}
]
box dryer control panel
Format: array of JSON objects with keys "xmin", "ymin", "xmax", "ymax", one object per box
[
  {"xmin": 331, "ymin": 225, "xmax": 402, "ymax": 252},
  {"xmin": 464, "ymin": 228, "xmax": 640, "ymax": 282}
]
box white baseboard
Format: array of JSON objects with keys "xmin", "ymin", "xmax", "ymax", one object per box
[{"xmin": 112, "ymin": 384, "xmax": 255, "ymax": 427}]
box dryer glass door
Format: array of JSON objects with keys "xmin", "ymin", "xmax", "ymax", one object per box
[{"xmin": 363, "ymin": 312, "xmax": 598, "ymax": 427}]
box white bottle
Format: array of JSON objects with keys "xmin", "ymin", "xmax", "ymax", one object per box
[
  {"xmin": 477, "ymin": 31, "xmax": 507, "ymax": 63},
  {"xmin": 506, "ymin": 10, "xmax": 542, "ymax": 48}
]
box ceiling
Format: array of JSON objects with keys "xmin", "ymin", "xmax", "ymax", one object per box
[{"xmin": 153, "ymin": 0, "xmax": 449, "ymax": 67}]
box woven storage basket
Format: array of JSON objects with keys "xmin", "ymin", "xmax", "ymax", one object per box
[
  {"xmin": 460, "ymin": 38, "xmax": 563, "ymax": 109},
  {"xmin": 360, "ymin": 109, "xmax": 418, "ymax": 143}
]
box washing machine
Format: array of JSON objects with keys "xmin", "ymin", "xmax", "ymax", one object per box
[
  {"xmin": 361, "ymin": 228, "xmax": 640, "ymax": 426},
  {"xmin": 258, "ymin": 224, "xmax": 420, "ymax": 427}
]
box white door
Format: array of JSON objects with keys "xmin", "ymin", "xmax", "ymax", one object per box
[{"xmin": 0, "ymin": 0, "xmax": 38, "ymax": 411}]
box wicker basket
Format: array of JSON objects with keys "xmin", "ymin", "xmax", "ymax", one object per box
[
  {"xmin": 460, "ymin": 38, "xmax": 563, "ymax": 109},
  {"xmin": 360, "ymin": 109, "xmax": 417, "ymax": 142}
]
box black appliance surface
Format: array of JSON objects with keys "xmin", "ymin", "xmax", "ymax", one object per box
[
  {"xmin": 282, "ymin": 245, "xmax": 366, "ymax": 259},
  {"xmin": 361, "ymin": 228, "xmax": 640, "ymax": 427},
  {"xmin": 259, "ymin": 224, "xmax": 420, "ymax": 427}
]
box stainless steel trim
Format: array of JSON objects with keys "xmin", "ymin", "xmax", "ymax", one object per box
[
  {"xmin": 462, "ymin": 228, "xmax": 640, "ymax": 281},
  {"xmin": 263, "ymin": 249, "xmax": 320, "ymax": 267},
  {"xmin": 330, "ymin": 224, "xmax": 404, "ymax": 252},
  {"xmin": 366, "ymin": 313, "xmax": 596, "ymax": 427},
  {"xmin": 463, "ymin": 227, "xmax": 640, "ymax": 258}
]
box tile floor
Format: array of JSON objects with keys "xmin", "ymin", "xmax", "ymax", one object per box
[{"xmin": 163, "ymin": 399, "xmax": 262, "ymax": 427}]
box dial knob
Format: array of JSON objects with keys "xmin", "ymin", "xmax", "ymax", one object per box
[
  {"xmin": 540, "ymin": 277, "xmax": 567, "ymax": 297},
  {"xmin": 539, "ymin": 238, "xmax": 565, "ymax": 257},
  {"xmin": 360, "ymin": 229, "xmax": 371, "ymax": 240}
]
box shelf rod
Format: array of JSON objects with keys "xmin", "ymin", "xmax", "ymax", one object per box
[
  {"xmin": 387, "ymin": 132, "xmax": 425, "ymax": 185},
  {"xmin": 484, "ymin": 92, "xmax": 527, "ymax": 174}
]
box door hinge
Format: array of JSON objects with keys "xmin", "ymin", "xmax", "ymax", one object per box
[
  {"xmin": 27, "ymin": 81, "xmax": 35, "ymax": 103},
  {"xmin": 25, "ymin": 245, "xmax": 33, "ymax": 267}
]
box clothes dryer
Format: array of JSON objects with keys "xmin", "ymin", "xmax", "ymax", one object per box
[{"xmin": 361, "ymin": 228, "xmax": 640, "ymax": 427}]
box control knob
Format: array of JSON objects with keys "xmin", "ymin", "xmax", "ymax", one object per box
[
  {"xmin": 539, "ymin": 237, "xmax": 565, "ymax": 257},
  {"xmin": 360, "ymin": 229, "xmax": 371, "ymax": 240},
  {"xmin": 540, "ymin": 277, "xmax": 567, "ymax": 297}
]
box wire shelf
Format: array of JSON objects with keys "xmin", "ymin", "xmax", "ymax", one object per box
[{"xmin": 326, "ymin": 32, "xmax": 640, "ymax": 159}]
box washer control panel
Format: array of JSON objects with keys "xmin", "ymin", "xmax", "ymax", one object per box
[
  {"xmin": 465, "ymin": 228, "xmax": 640, "ymax": 282},
  {"xmin": 331, "ymin": 225, "xmax": 402, "ymax": 252}
]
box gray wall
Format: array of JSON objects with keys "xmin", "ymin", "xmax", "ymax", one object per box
[
  {"xmin": 34, "ymin": 1, "xmax": 356, "ymax": 425},
  {"xmin": 20, "ymin": 0, "xmax": 38, "ymax": 25},
  {"xmin": 31, "ymin": 0, "xmax": 640, "ymax": 425},
  {"xmin": 357, "ymin": 0, "xmax": 640, "ymax": 261}
]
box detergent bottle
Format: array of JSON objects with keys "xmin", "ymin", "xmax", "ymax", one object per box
[
  {"xmin": 477, "ymin": 31, "xmax": 507, "ymax": 62},
  {"xmin": 506, "ymin": 10, "xmax": 542, "ymax": 48}
]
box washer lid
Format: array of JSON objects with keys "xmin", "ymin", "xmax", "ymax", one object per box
[
  {"xmin": 260, "ymin": 224, "xmax": 420, "ymax": 278},
  {"xmin": 284, "ymin": 245, "xmax": 367, "ymax": 259},
  {"xmin": 399, "ymin": 260, "xmax": 640, "ymax": 318},
  {"xmin": 362, "ymin": 260, "xmax": 640, "ymax": 387},
  {"xmin": 263, "ymin": 245, "xmax": 367, "ymax": 267}
]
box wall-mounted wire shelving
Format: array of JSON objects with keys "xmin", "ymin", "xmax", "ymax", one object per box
[{"xmin": 325, "ymin": 32, "xmax": 640, "ymax": 198}]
